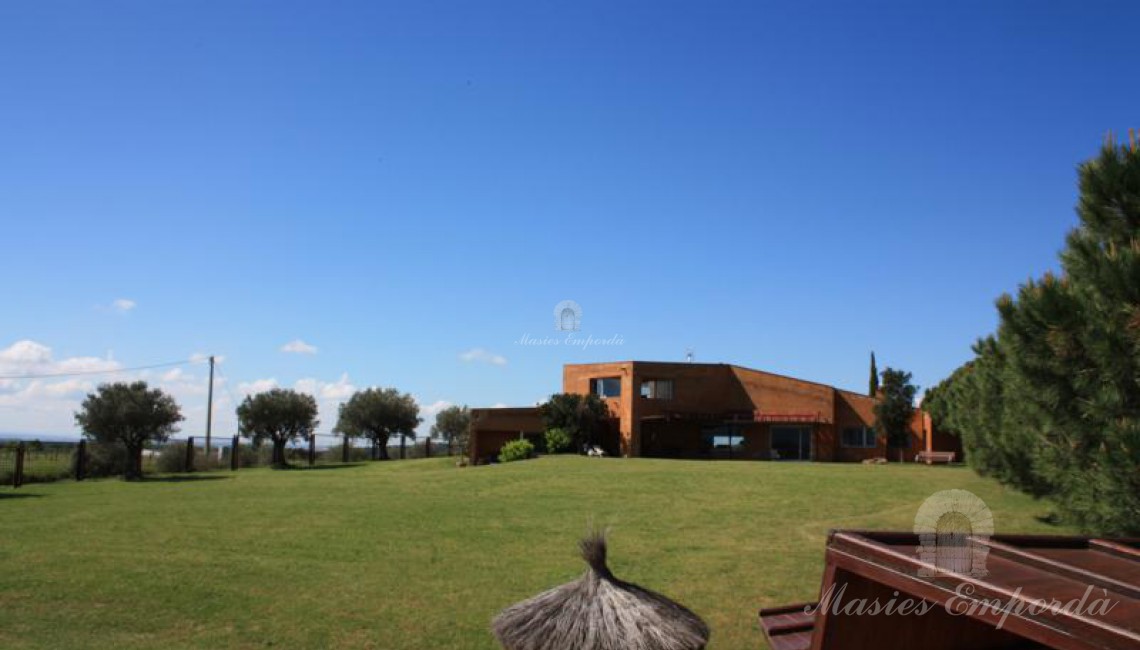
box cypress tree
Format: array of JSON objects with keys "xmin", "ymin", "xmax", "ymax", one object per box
[{"xmin": 868, "ymin": 352, "xmax": 879, "ymax": 396}]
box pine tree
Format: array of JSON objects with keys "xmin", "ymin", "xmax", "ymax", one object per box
[
  {"xmin": 932, "ymin": 135, "xmax": 1140, "ymax": 535},
  {"xmin": 868, "ymin": 352, "xmax": 879, "ymax": 396}
]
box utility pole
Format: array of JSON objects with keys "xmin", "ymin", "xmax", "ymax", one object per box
[{"xmin": 205, "ymin": 355, "xmax": 215, "ymax": 459}]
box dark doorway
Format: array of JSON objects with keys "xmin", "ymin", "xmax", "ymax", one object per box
[{"xmin": 770, "ymin": 425, "xmax": 812, "ymax": 460}]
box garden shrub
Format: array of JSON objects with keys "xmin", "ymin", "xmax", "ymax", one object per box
[
  {"xmin": 544, "ymin": 428, "xmax": 573, "ymax": 453},
  {"xmin": 498, "ymin": 439, "xmax": 534, "ymax": 463}
]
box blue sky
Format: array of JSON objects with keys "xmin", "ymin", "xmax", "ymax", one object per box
[{"xmin": 1, "ymin": 1, "xmax": 1137, "ymax": 438}]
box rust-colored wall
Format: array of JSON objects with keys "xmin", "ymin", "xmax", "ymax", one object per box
[
  {"xmin": 468, "ymin": 407, "xmax": 543, "ymax": 463},
  {"xmin": 565, "ymin": 362, "xmax": 843, "ymax": 459},
  {"xmin": 833, "ymin": 390, "xmax": 927, "ymax": 462},
  {"xmin": 625, "ymin": 362, "xmax": 754, "ymax": 457},
  {"xmin": 734, "ymin": 366, "xmax": 836, "ymax": 461},
  {"xmin": 732, "ymin": 366, "xmax": 834, "ymax": 417},
  {"xmin": 930, "ymin": 429, "xmax": 963, "ymax": 458},
  {"xmin": 563, "ymin": 362, "xmax": 631, "ymax": 453},
  {"xmin": 834, "ymin": 391, "xmax": 879, "ymax": 462}
]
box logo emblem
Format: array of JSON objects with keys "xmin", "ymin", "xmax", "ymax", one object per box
[
  {"xmin": 554, "ymin": 300, "xmax": 581, "ymax": 332},
  {"xmin": 914, "ymin": 489, "xmax": 994, "ymax": 577}
]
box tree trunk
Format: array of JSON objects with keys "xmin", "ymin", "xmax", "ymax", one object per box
[
  {"xmin": 399, "ymin": 434, "xmax": 406, "ymax": 459},
  {"xmin": 272, "ymin": 439, "xmax": 288, "ymax": 468},
  {"xmin": 124, "ymin": 442, "xmax": 144, "ymax": 481},
  {"xmin": 378, "ymin": 436, "xmax": 390, "ymax": 460}
]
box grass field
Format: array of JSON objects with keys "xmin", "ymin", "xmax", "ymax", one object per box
[{"xmin": 0, "ymin": 456, "xmax": 1070, "ymax": 649}]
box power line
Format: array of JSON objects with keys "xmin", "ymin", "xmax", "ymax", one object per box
[
  {"xmin": 0, "ymin": 358, "xmax": 201, "ymax": 380},
  {"xmin": 213, "ymin": 364, "xmax": 244, "ymax": 410}
]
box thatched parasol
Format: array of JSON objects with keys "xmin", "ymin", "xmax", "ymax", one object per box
[{"xmin": 491, "ymin": 533, "xmax": 710, "ymax": 650}]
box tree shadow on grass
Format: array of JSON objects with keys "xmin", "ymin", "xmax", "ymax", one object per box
[
  {"xmin": 141, "ymin": 475, "xmax": 233, "ymax": 483},
  {"xmin": 1035, "ymin": 512, "xmax": 1064, "ymax": 527},
  {"xmin": 0, "ymin": 491, "xmax": 45, "ymax": 499},
  {"xmin": 277, "ymin": 463, "xmax": 367, "ymax": 471}
]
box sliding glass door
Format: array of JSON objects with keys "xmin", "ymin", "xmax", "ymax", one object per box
[{"xmin": 770, "ymin": 425, "xmax": 812, "ymax": 461}]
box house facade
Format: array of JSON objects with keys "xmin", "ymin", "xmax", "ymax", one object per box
[{"xmin": 468, "ymin": 361, "xmax": 958, "ymax": 463}]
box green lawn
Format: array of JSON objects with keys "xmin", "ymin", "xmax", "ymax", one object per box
[{"xmin": 0, "ymin": 456, "xmax": 1070, "ymax": 649}]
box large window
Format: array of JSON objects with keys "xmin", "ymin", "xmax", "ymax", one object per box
[
  {"xmin": 640, "ymin": 379, "xmax": 674, "ymax": 400},
  {"xmin": 771, "ymin": 425, "xmax": 812, "ymax": 460},
  {"xmin": 841, "ymin": 426, "xmax": 877, "ymax": 448},
  {"xmin": 589, "ymin": 377, "xmax": 622, "ymax": 398},
  {"xmin": 703, "ymin": 425, "xmax": 744, "ymax": 459}
]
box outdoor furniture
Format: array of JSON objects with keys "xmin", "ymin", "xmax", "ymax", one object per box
[
  {"xmin": 759, "ymin": 530, "xmax": 1140, "ymax": 650},
  {"xmin": 915, "ymin": 450, "xmax": 956, "ymax": 464}
]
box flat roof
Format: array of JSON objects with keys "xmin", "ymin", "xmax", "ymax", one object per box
[{"xmin": 562, "ymin": 360, "xmax": 864, "ymax": 396}]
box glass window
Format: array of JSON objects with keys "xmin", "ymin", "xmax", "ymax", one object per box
[
  {"xmin": 771, "ymin": 425, "xmax": 812, "ymax": 460},
  {"xmin": 702, "ymin": 425, "xmax": 745, "ymax": 458},
  {"xmin": 589, "ymin": 377, "xmax": 622, "ymax": 398},
  {"xmin": 841, "ymin": 426, "xmax": 877, "ymax": 448},
  {"xmin": 639, "ymin": 379, "xmax": 674, "ymax": 399}
]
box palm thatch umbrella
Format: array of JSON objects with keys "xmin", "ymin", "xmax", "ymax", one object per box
[{"xmin": 491, "ymin": 533, "xmax": 710, "ymax": 650}]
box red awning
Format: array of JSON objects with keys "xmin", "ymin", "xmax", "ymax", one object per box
[
  {"xmin": 753, "ymin": 411, "xmax": 830, "ymax": 423},
  {"xmin": 641, "ymin": 411, "xmax": 830, "ymax": 424}
]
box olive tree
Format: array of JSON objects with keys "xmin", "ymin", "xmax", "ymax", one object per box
[
  {"xmin": 236, "ymin": 389, "xmax": 319, "ymax": 468},
  {"xmin": 430, "ymin": 405, "xmax": 470, "ymax": 455},
  {"xmin": 74, "ymin": 381, "xmax": 184, "ymax": 480},
  {"xmin": 335, "ymin": 387, "xmax": 421, "ymax": 460}
]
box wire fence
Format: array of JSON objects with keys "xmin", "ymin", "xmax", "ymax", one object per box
[{"xmin": 0, "ymin": 433, "xmax": 463, "ymax": 487}]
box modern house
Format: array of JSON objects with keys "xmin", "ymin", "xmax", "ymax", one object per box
[{"xmin": 468, "ymin": 361, "xmax": 960, "ymax": 463}]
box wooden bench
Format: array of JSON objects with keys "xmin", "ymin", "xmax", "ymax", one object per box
[
  {"xmin": 915, "ymin": 450, "xmax": 956, "ymax": 464},
  {"xmin": 758, "ymin": 602, "xmax": 816, "ymax": 650}
]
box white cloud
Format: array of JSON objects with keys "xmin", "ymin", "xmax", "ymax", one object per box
[
  {"xmin": 0, "ymin": 340, "xmax": 54, "ymax": 366},
  {"xmin": 413, "ymin": 398, "xmax": 455, "ymax": 437},
  {"xmin": 294, "ymin": 373, "xmax": 355, "ymax": 401},
  {"xmin": 0, "ymin": 341, "xmax": 51, "ymax": 365},
  {"xmin": 459, "ymin": 347, "xmax": 507, "ymax": 366},
  {"xmin": 43, "ymin": 379, "xmax": 94, "ymax": 397},
  {"xmin": 418, "ymin": 399, "xmax": 453, "ymax": 419},
  {"xmin": 55, "ymin": 355, "xmax": 120, "ymax": 374},
  {"xmin": 112, "ymin": 298, "xmax": 136, "ymax": 312},
  {"xmin": 289, "ymin": 374, "xmax": 358, "ymax": 433},
  {"xmin": 238, "ymin": 378, "xmax": 279, "ymax": 395},
  {"xmin": 0, "ymin": 340, "xmax": 119, "ymax": 377},
  {"xmin": 0, "ymin": 340, "xmax": 244, "ymax": 438},
  {"xmin": 281, "ymin": 339, "xmax": 318, "ymax": 355}
]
